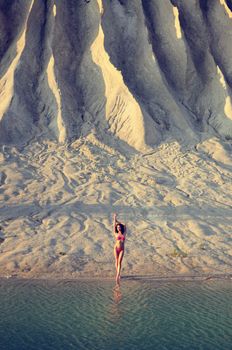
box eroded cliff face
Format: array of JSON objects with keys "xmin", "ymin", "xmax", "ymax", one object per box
[{"xmin": 0, "ymin": 0, "xmax": 232, "ymax": 151}]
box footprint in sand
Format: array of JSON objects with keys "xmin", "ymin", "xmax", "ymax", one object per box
[
  {"xmin": 0, "ymin": 227, "xmax": 5, "ymax": 245},
  {"xmin": 0, "ymin": 172, "xmax": 7, "ymax": 186},
  {"xmin": 50, "ymin": 238, "xmax": 57, "ymax": 247}
]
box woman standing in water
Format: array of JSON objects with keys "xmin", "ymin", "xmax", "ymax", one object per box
[{"xmin": 113, "ymin": 213, "xmax": 126, "ymax": 284}]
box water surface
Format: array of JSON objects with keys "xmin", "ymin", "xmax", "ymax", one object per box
[{"xmin": 0, "ymin": 279, "xmax": 231, "ymax": 350}]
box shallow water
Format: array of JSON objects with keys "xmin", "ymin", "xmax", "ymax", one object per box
[{"xmin": 0, "ymin": 279, "xmax": 231, "ymax": 350}]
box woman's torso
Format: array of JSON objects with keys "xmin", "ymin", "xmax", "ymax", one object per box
[{"xmin": 115, "ymin": 233, "xmax": 125, "ymax": 248}]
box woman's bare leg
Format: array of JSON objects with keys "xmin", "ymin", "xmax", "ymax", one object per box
[
  {"xmin": 114, "ymin": 247, "xmax": 119, "ymax": 273},
  {"xmin": 116, "ymin": 250, "xmax": 124, "ymax": 283}
]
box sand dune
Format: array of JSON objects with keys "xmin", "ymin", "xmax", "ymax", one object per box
[{"xmin": 0, "ymin": 0, "xmax": 232, "ymax": 147}]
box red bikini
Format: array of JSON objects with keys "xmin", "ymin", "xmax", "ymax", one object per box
[
  {"xmin": 117, "ymin": 234, "xmax": 125, "ymax": 241},
  {"xmin": 115, "ymin": 234, "xmax": 125, "ymax": 254}
]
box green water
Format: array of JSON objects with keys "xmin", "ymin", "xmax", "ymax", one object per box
[{"xmin": 0, "ymin": 279, "xmax": 231, "ymax": 350}]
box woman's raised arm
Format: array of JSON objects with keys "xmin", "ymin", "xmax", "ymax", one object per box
[{"xmin": 113, "ymin": 213, "xmax": 117, "ymax": 234}]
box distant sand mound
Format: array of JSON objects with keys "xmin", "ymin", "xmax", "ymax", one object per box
[{"xmin": 0, "ymin": 0, "xmax": 232, "ymax": 150}]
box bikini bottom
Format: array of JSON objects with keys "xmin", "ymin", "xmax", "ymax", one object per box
[{"xmin": 115, "ymin": 245, "xmax": 124, "ymax": 255}]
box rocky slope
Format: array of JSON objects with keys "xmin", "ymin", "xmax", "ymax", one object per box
[{"xmin": 0, "ymin": 0, "xmax": 232, "ymax": 150}]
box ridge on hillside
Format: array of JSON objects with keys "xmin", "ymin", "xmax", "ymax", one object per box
[{"xmin": 0, "ymin": 0, "xmax": 232, "ymax": 151}]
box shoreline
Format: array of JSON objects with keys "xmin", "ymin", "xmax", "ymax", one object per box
[{"xmin": 1, "ymin": 272, "xmax": 232, "ymax": 283}]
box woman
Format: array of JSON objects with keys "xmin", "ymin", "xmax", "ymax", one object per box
[{"xmin": 113, "ymin": 213, "xmax": 126, "ymax": 284}]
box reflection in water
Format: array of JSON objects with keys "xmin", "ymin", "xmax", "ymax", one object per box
[
  {"xmin": 113, "ymin": 284, "xmax": 122, "ymax": 304},
  {"xmin": 109, "ymin": 283, "xmax": 123, "ymax": 323}
]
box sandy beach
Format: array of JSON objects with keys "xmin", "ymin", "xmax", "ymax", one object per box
[{"xmin": 0, "ymin": 135, "xmax": 232, "ymax": 280}]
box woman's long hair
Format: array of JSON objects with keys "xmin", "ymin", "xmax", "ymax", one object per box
[{"xmin": 115, "ymin": 223, "xmax": 125, "ymax": 234}]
